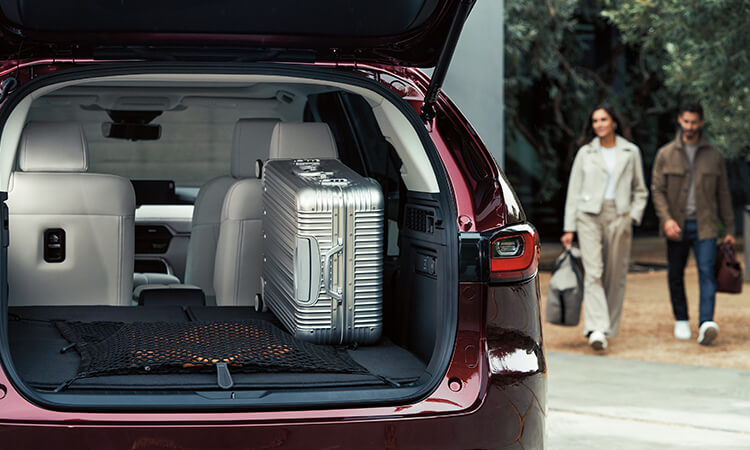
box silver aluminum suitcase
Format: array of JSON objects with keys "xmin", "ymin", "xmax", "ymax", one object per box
[{"xmin": 262, "ymin": 159, "xmax": 384, "ymax": 345}]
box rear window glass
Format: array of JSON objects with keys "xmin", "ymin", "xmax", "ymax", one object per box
[
  {"xmin": 27, "ymin": 101, "xmax": 255, "ymax": 187},
  {"xmin": 83, "ymin": 114, "xmax": 232, "ymax": 188}
]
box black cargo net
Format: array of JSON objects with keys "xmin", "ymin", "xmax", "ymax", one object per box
[{"xmin": 54, "ymin": 320, "xmax": 366, "ymax": 386}]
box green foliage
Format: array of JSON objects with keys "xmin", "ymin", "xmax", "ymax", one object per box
[
  {"xmin": 504, "ymin": 0, "xmax": 679, "ymax": 234},
  {"xmin": 604, "ymin": 0, "xmax": 750, "ymax": 157},
  {"xmin": 505, "ymin": 2, "xmax": 664, "ymax": 199},
  {"xmin": 504, "ymin": 0, "xmax": 588, "ymax": 202}
]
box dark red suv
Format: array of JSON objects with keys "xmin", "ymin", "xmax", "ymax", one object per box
[{"xmin": 0, "ymin": 1, "xmax": 545, "ymax": 448}]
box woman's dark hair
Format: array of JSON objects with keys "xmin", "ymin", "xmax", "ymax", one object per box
[{"xmin": 578, "ymin": 103, "xmax": 632, "ymax": 145}]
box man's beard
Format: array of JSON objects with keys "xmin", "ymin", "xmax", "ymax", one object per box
[{"xmin": 682, "ymin": 129, "xmax": 700, "ymax": 139}]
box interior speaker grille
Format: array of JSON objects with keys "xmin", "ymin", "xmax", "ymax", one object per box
[{"xmin": 405, "ymin": 207, "xmax": 435, "ymax": 233}]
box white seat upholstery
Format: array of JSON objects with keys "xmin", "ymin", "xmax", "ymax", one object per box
[
  {"xmin": 268, "ymin": 122, "xmax": 339, "ymax": 160},
  {"xmin": 132, "ymin": 272, "xmax": 181, "ymax": 297},
  {"xmin": 185, "ymin": 119, "xmax": 278, "ymax": 298},
  {"xmin": 214, "ymin": 122, "xmax": 339, "ymax": 307},
  {"xmin": 7, "ymin": 121, "xmax": 135, "ymax": 306},
  {"xmin": 213, "ymin": 179, "xmax": 265, "ymax": 306}
]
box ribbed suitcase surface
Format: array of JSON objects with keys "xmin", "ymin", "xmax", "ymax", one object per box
[{"xmin": 262, "ymin": 159, "xmax": 384, "ymax": 345}]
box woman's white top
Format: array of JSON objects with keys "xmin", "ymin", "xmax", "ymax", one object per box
[{"xmin": 601, "ymin": 144, "xmax": 618, "ymax": 200}]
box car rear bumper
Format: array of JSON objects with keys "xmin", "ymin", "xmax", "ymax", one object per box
[{"xmin": 0, "ymin": 373, "xmax": 544, "ymax": 449}]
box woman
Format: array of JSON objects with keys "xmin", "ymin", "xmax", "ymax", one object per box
[{"xmin": 561, "ymin": 104, "xmax": 649, "ymax": 350}]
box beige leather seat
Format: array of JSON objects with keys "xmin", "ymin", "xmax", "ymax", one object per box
[
  {"xmin": 214, "ymin": 122, "xmax": 338, "ymax": 307},
  {"xmin": 7, "ymin": 122, "xmax": 135, "ymax": 306},
  {"xmin": 185, "ymin": 119, "xmax": 278, "ymax": 300},
  {"xmin": 268, "ymin": 122, "xmax": 339, "ymax": 160}
]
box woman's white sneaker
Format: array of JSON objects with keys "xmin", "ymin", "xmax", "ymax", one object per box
[
  {"xmin": 588, "ymin": 331, "xmax": 608, "ymax": 351},
  {"xmin": 673, "ymin": 320, "xmax": 691, "ymax": 340},
  {"xmin": 697, "ymin": 321, "xmax": 719, "ymax": 346}
]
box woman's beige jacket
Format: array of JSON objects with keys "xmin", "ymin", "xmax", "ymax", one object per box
[{"xmin": 563, "ymin": 135, "xmax": 649, "ymax": 232}]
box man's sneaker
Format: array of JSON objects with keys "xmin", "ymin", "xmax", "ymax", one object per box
[
  {"xmin": 697, "ymin": 321, "xmax": 719, "ymax": 346},
  {"xmin": 588, "ymin": 331, "xmax": 608, "ymax": 351},
  {"xmin": 674, "ymin": 320, "xmax": 691, "ymax": 340}
]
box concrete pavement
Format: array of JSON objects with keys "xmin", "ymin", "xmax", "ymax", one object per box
[{"xmin": 545, "ymin": 352, "xmax": 750, "ymax": 449}]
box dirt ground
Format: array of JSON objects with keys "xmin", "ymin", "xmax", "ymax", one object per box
[{"xmin": 539, "ymin": 237, "xmax": 750, "ymax": 370}]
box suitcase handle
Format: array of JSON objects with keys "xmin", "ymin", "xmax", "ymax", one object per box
[
  {"xmin": 294, "ymin": 236, "xmax": 321, "ymax": 306},
  {"xmin": 324, "ymin": 238, "xmax": 345, "ymax": 301}
]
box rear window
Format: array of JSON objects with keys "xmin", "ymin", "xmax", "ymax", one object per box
[
  {"xmin": 85, "ymin": 116, "xmax": 232, "ymax": 188},
  {"xmin": 26, "ymin": 108, "xmax": 236, "ymax": 188},
  {"xmin": 26, "ymin": 87, "xmax": 299, "ymax": 188}
]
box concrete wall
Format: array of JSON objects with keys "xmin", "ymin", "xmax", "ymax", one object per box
[{"xmin": 430, "ymin": 1, "xmax": 504, "ymax": 168}]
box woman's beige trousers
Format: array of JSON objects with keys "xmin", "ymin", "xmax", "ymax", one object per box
[{"xmin": 576, "ymin": 200, "xmax": 632, "ymax": 338}]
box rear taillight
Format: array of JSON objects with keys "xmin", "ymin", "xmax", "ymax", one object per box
[{"xmin": 489, "ymin": 229, "xmax": 538, "ymax": 282}]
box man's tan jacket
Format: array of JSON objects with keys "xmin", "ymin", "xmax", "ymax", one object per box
[
  {"xmin": 563, "ymin": 136, "xmax": 649, "ymax": 232},
  {"xmin": 651, "ymin": 133, "xmax": 735, "ymax": 240}
]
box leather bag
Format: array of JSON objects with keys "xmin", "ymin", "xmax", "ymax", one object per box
[
  {"xmin": 714, "ymin": 242, "xmax": 743, "ymax": 294},
  {"xmin": 546, "ymin": 248, "xmax": 584, "ymax": 326}
]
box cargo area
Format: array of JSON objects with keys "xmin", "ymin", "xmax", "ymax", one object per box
[
  {"xmin": 0, "ymin": 66, "xmax": 457, "ymax": 408},
  {"xmin": 9, "ymin": 306, "xmax": 425, "ymax": 392}
]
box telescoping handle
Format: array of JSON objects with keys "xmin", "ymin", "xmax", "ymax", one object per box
[{"xmin": 324, "ymin": 238, "xmax": 344, "ymax": 301}]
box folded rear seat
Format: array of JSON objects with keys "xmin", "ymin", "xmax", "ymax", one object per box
[{"xmin": 7, "ymin": 121, "xmax": 135, "ymax": 306}]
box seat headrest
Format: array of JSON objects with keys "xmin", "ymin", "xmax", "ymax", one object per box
[
  {"xmin": 231, "ymin": 119, "xmax": 279, "ymax": 178},
  {"xmin": 18, "ymin": 121, "xmax": 88, "ymax": 172},
  {"xmin": 269, "ymin": 122, "xmax": 339, "ymax": 160}
]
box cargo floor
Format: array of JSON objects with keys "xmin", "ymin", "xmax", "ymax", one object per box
[{"xmin": 8, "ymin": 306, "xmax": 425, "ymax": 391}]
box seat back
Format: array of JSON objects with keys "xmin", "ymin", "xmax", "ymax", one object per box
[
  {"xmin": 268, "ymin": 122, "xmax": 339, "ymax": 160},
  {"xmin": 7, "ymin": 121, "xmax": 135, "ymax": 306},
  {"xmin": 214, "ymin": 122, "xmax": 339, "ymax": 307},
  {"xmin": 213, "ymin": 179, "xmax": 264, "ymax": 306},
  {"xmin": 185, "ymin": 119, "xmax": 278, "ymax": 298}
]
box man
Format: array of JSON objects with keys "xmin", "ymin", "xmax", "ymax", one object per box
[{"xmin": 651, "ymin": 101, "xmax": 735, "ymax": 345}]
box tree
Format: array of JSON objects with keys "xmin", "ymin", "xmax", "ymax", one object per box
[
  {"xmin": 604, "ymin": 0, "xmax": 750, "ymax": 157},
  {"xmin": 504, "ymin": 0, "xmax": 676, "ymax": 234},
  {"xmin": 504, "ymin": 0, "xmax": 588, "ymax": 203}
]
